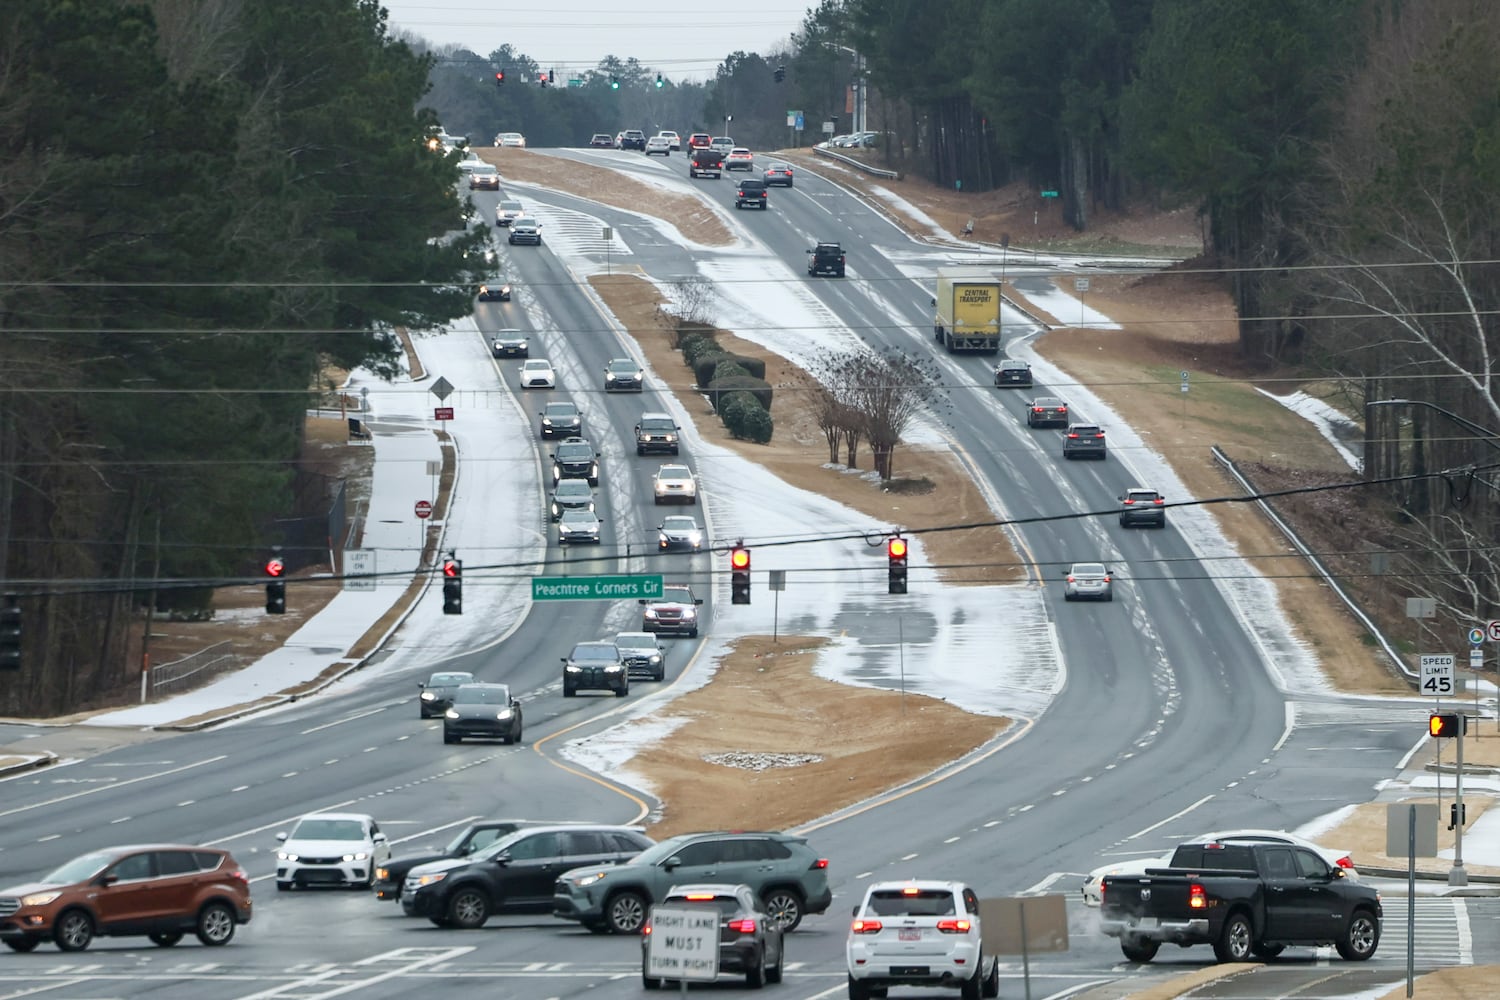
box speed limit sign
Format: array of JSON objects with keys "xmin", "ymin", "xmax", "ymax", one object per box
[{"xmin": 1420, "ymin": 654, "xmax": 1455, "ymax": 697}]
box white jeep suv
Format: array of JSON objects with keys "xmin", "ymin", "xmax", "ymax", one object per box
[
  {"xmin": 846, "ymin": 880, "xmax": 999, "ymax": 999},
  {"xmin": 275, "ymin": 812, "xmax": 390, "ymax": 890}
]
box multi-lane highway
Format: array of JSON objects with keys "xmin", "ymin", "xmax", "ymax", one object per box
[{"xmin": 0, "ymin": 147, "xmax": 1489, "ymax": 998}]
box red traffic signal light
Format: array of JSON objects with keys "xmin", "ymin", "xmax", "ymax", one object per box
[
  {"xmin": 887, "ymin": 536, "xmax": 908, "ymax": 595},
  {"xmin": 265, "ymin": 557, "xmax": 286, "ymax": 614},
  {"xmin": 887, "ymin": 538, "xmax": 908, "ymax": 559},
  {"xmin": 443, "ymin": 559, "xmax": 461, "ymax": 578},
  {"xmin": 730, "ymin": 546, "xmax": 751, "ymax": 605},
  {"xmin": 265, "ymin": 558, "xmax": 285, "ymax": 578},
  {"xmin": 443, "ymin": 558, "xmax": 463, "ymax": 614},
  {"xmin": 1429, "ymin": 713, "xmax": 1463, "ymax": 738},
  {"xmin": 495, "ymin": 70, "xmax": 505, "ymax": 86}
]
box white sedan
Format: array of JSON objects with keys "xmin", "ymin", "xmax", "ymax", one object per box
[
  {"xmin": 1080, "ymin": 829, "xmax": 1358, "ymax": 906},
  {"xmin": 645, "ymin": 136, "xmax": 671, "ymax": 156},
  {"xmin": 495, "ymin": 132, "xmax": 527, "ymax": 148},
  {"xmin": 518, "ymin": 359, "xmax": 556, "ymax": 389},
  {"xmin": 652, "ymin": 465, "xmax": 698, "ymax": 505}
]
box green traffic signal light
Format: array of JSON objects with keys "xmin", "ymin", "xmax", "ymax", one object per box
[
  {"xmin": 655, "ymin": 74, "xmax": 663, "ymax": 88},
  {"xmin": 610, "ymin": 76, "xmax": 619, "ymax": 90}
]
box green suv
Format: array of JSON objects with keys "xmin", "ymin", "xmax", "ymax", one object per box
[{"xmin": 553, "ymin": 831, "xmax": 831, "ymax": 934}]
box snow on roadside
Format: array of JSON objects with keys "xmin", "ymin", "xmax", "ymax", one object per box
[{"xmin": 1256, "ymin": 389, "xmax": 1362, "ymax": 471}]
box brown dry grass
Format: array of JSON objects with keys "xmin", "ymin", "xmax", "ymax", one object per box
[
  {"xmin": 590, "ymin": 272, "xmax": 1023, "ymax": 584},
  {"xmin": 634, "ymin": 636, "xmax": 1007, "ymax": 838}
]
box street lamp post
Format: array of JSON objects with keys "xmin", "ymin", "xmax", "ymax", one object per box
[
  {"xmin": 725, "ymin": 113, "xmax": 732, "ymax": 138},
  {"xmin": 827, "ymin": 44, "xmax": 865, "ymax": 136}
]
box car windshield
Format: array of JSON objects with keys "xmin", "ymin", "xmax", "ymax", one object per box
[
  {"xmin": 514, "ymin": 217, "xmax": 537, "ymax": 227},
  {"xmin": 768, "ymin": 162, "xmax": 789, "ymax": 170},
  {"xmin": 1127, "ymin": 490, "xmax": 1160, "ymax": 502},
  {"xmin": 292, "ymin": 818, "xmax": 366, "ymax": 841},
  {"xmin": 662, "ymin": 517, "xmax": 697, "ymax": 532},
  {"xmin": 1072, "ymin": 426, "xmax": 1102, "ymax": 435},
  {"xmin": 1073, "ymin": 564, "xmax": 1107, "ymax": 577},
  {"xmin": 571, "ymin": 644, "xmax": 618, "ymax": 662},
  {"xmin": 608, "ymin": 359, "xmax": 638, "ymax": 372},
  {"xmin": 640, "ymin": 417, "xmax": 674, "ymax": 431},
  {"xmin": 42, "ymin": 850, "xmax": 115, "ymax": 885},
  {"xmin": 1001, "ymin": 361, "xmax": 1027, "ymax": 370},
  {"xmin": 500, "ymin": 200, "xmax": 523, "ymax": 212},
  {"xmin": 555, "ymin": 480, "xmax": 591, "ymax": 497},
  {"xmin": 658, "ymin": 467, "xmax": 690, "ymax": 481},
  {"xmin": 592, "ymin": 135, "xmax": 610, "ymax": 142},
  {"xmin": 556, "ymin": 444, "xmax": 592, "ymax": 460},
  {"xmin": 545, "ymin": 403, "xmax": 577, "ymax": 417},
  {"xmin": 1036, "ymin": 398, "xmax": 1064, "ymax": 407},
  {"xmin": 616, "ymin": 634, "xmax": 656, "ymax": 651},
  {"xmin": 523, "ymin": 360, "xmax": 550, "ymax": 370},
  {"xmin": 454, "ymin": 684, "xmax": 510, "ymax": 705},
  {"xmin": 560, "ymin": 511, "xmax": 596, "ymax": 525},
  {"xmin": 865, "ymin": 889, "xmax": 957, "ymax": 917},
  {"xmin": 659, "ymin": 587, "xmax": 694, "ymax": 604},
  {"xmin": 427, "ymin": 672, "xmax": 473, "ymax": 687}
]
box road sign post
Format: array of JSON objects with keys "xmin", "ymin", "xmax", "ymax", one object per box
[
  {"xmin": 644, "ymin": 905, "xmax": 719, "ymax": 985},
  {"xmin": 531, "ymin": 575, "xmax": 664, "ymax": 601}
]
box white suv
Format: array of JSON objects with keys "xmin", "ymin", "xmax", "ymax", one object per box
[
  {"xmin": 275, "ymin": 812, "xmax": 390, "ymax": 890},
  {"xmin": 846, "ymin": 881, "xmax": 999, "ymax": 999}
]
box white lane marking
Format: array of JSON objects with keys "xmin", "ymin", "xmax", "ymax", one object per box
[
  {"xmin": 1124, "ymin": 793, "xmax": 1214, "ymax": 842},
  {"xmin": 110, "ymin": 816, "xmax": 130, "ymax": 824},
  {"xmin": 943, "ymin": 836, "xmax": 960, "ymax": 844},
  {"xmin": 37, "ymin": 834, "xmax": 59, "ymax": 842},
  {"xmin": 983, "ymin": 820, "xmax": 1000, "ymax": 828},
  {"xmin": 1023, "ymin": 872, "xmax": 1072, "ymax": 894},
  {"xmin": 299, "ymin": 707, "xmax": 388, "ymax": 735},
  {"xmin": 899, "ymin": 852, "xmax": 919, "ymax": 861},
  {"xmin": 232, "ymin": 785, "xmax": 249, "ymax": 792},
  {"xmin": 282, "ymin": 772, "xmax": 298, "ymax": 778},
  {"xmin": 178, "ymin": 800, "xmax": 195, "ymax": 806},
  {"xmin": 1040, "ymin": 981, "xmax": 1116, "ymax": 1000},
  {"xmin": 0, "ymin": 755, "xmax": 227, "ymax": 820}
]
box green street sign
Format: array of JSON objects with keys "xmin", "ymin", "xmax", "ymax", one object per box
[
  {"xmin": 1041, "ymin": 190, "xmax": 1059, "ymax": 198},
  {"xmin": 532, "ymin": 575, "xmax": 664, "ymax": 601},
  {"xmin": 567, "ymin": 78, "xmax": 583, "ymax": 88}
]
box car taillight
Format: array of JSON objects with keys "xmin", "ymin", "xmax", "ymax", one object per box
[
  {"xmin": 1067, "ymin": 575, "xmax": 1076, "ymax": 583},
  {"xmin": 229, "ymin": 868, "xmax": 248, "ymax": 884},
  {"xmin": 1154, "ymin": 498, "xmax": 1164, "ymax": 504},
  {"xmin": 1033, "ymin": 407, "xmax": 1044, "ymax": 413},
  {"xmin": 1336, "ymin": 856, "xmax": 1355, "ymax": 869},
  {"xmin": 643, "ymin": 922, "xmax": 653, "ymax": 936},
  {"xmin": 1094, "ymin": 432, "xmax": 1105, "ymax": 438},
  {"xmin": 936, "ymin": 918, "xmax": 972, "ymax": 934},
  {"xmin": 810, "ymin": 858, "xmax": 829, "ymax": 870},
  {"xmin": 1067, "ymin": 433, "xmax": 1079, "ymax": 438},
  {"xmin": 1122, "ymin": 498, "xmax": 1134, "ymax": 505},
  {"xmin": 851, "ymin": 918, "xmax": 882, "ymax": 934},
  {"xmin": 728, "ymin": 918, "xmax": 757, "ymax": 933},
  {"xmin": 1103, "ymin": 575, "xmax": 1111, "ymax": 582},
  {"xmin": 1189, "ymin": 883, "xmax": 1206, "ymax": 909}
]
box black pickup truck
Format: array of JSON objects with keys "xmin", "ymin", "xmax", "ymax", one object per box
[
  {"xmin": 688, "ymin": 147, "xmax": 723, "ymax": 179},
  {"xmin": 1099, "ymin": 841, "xmax": 1382, "ymax": 964}
]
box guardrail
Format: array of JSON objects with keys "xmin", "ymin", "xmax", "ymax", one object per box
[
  {"xmin": 811, "ymin": 144, "xmax": 900, "ymax": 180},
  {"xmin": 1211, "ymin": 447, "xmax": 1415, "ymax": 684},
  {"xmin": 149, "ymin": 640, "xmax": 238, "ymax": 699}
]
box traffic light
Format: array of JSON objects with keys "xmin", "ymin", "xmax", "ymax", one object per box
[
  {"xmin": 0, "ymin": 593, "xmax": 20, "ymax": 671},
  {"xmin": 610, "ymin": 76, "xmax": 619, "ymax": 90},
  {"xmin": 443, "ymin": 557, "xmax": 463, "ymax": 615},
  {"xmin": 549, "ymin": 69, "xmax": 556, "ymax": 84},
  {"xmin": 1429, "ymin": 712, "xmax": 1463, "ymax": 738},
  {"xmin": 495, "ymin": 70, "xmax": 505, "ymax": 86},
  {"xmin": 887, "ymin": 536, "xmax": 908, "ymax": 594},
  {"xmin": 265, "ymin": 557, "xmax": 286, "ymax": 615},
  {"xmin": 539, "ymin": 72, "xmax": 548, "ymax": 88},
  {"xmin": 775, "ymin": 65, "xmax": 786, "ymax": 83},
  {"xmin": 730, "ymin": 546, "xmax": 751, "ymax": 605},
  {"xmin": 655, "ymin": 73, "xmax": 664, "ymax": 88},
  {"xmin": 1450, "ymin": 802, "xmax": 1468, "ymax": 830}
]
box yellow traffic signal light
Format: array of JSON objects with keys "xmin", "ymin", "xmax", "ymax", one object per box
[{"xmin": 1429, "ymin": 713, "xmax": 1463, "ymax": 738}]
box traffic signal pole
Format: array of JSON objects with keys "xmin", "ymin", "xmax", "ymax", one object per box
[{"xmin": 1450, "ymin": 721, "xmax": 1467, "ymax": 886}]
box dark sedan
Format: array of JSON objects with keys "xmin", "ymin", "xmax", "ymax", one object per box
[
  {"xmin": 642, "ymin": 884, "xmax": 785, "ymax": 989},
  {"xmin": 492, "ymin": 332, "xmax": 528, "ymax": 358},
  {"xmin": 763, "ymin": 161, "xmax": 794, "ymax": 187},
  {"xmin": 442, "ymin": 683, "xmax": 523, "ymax": 744},
  {"xmin": 994, "ymin": 359, "xmax": 1033, "ymax": 387},
  {"xmin": 1026, "ymin": 396, "xmax": 1070, "ymax": 428},
  {"xmin": 657, "ymin": 515, "xmax": 703, "ymax": 552},
  {"xmin": 373, "ymin": 820, "xmax": 540, "ymax": 901},
  {"xmin": 603, "ymin": 357, "xmax": 645, "ymax": 392},
  {"xmin": 477, "ymin": 281, "xmax": 511, "ymax": 302},
  {"xmin": 419, "ymin": 671, "xmax": 475, "ymax": 719}
]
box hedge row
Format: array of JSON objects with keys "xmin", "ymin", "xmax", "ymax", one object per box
[
  {"xmin": 672, "ymin": 328, "xmax": 774, "ymax": 442},
  {"xmin": 720, "ymin": 391, "xmax": 773, "ymax": 443}
]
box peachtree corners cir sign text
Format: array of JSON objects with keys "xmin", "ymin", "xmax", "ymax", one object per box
[{"xmin": 532, "ymin": 575, "xmax": 664, "ymax": 602}]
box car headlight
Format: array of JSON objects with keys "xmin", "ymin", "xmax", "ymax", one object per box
[
  {"xmin": 664, "ymin": 434, "xmax": 677, "ymax": 442},
  {"xmin": 643, "ymin": 608, "xmax": 658, "ymax": 619},
  {"xmin": 587, "ymin": 501, "xmax": 595, "ymax": 511},
  {"xmin": 414, "ymin": 872, "xmax": 447, "ymax": 887},
  {"xmin": 445, "ymin": 708, "xmax": 459, "ymax": 719},
  {"xmin": 420, "ymin": 691, "xmax": 436, "ymax": 701},
  {"xmin": 606, "ymin": 373, "xmax": 617, "ymax": 381},
  {"xmin": 589, "ymin": 464, "xmax": 598, "ymax": 476},
  {"xmin": 605, "ymin": 664, "xmax": 622, "ymax": 672},
  {"xmin": 552, "ymin": 465, "xmax": 561, "ymax": 479},
  {"xmin": 649, "ymin": 654, "xmax": 662, "ymax": 663},
  {"xmin": 20, "ymin": 891, "xmax": 60, "ymax": 907},
  {"xmin": 375, "ymin": 867, "xmax": 390, "ymax": 881},
  {"xmin": 496, "ymin": 709, "xmax": 513, "ymax": 720},
  {"xmin": 681, "ymin": 609, "xmax": 697, "ymax": 620},
  {"xmin": 568, "ymin": 871, "xmax": 608, "ymax": 888},
  {"xmin": 343, "ymin": 852, "xmax": 369, "ymax": 862},
  {"xmin": 278, "ymin": 852, "xmax": 298, "ymax": 862},
  {"xmin": 565, "ymin": 664, "xmax": 581, "ymax": 672},
  {"xmin": 542, "ymin": 417, "xmax": 553, "ymax": 425}
]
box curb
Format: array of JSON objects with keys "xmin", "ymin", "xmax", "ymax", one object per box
[
  {"xmin": 1359, "ymin": 864, "xmax": 1500, "ymax": 886},
  {"xmin": 0, "ymin": 752, "xmax": 58, "ymax": 777}
]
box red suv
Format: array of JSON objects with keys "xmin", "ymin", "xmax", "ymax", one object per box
[
  {"xmin": 687, "ymin": 133, "xmax": 712, "ymax": 149},
  {"xmin": 0, "ymin": 845, "xmax": 252, "ymax": 952}
]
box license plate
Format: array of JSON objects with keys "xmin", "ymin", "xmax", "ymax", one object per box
[
  {"xmin": 1137, "ymin": 917, "xmax": 1158, "ymax": 931},
  {"xmin": 898, "ymin": 929, "xmax": 922, "ymax": 941}
]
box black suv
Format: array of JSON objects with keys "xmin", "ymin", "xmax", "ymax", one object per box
[
  {"xmin": 1062, "ymin": 423, "xmax": 1107, "ymax": 459},
  {"xmin": 621, "ymin": 130, "xmax": 647, "ymax": 151},
  {"xmin": 554, "ymin": 831, "xmax": 832, "ymax": 934},
  {"xmin": 550, "ymin": 437, "xmax": 599, "ymax": 486},
  {"xmin": 401, "ymin": 825, "xmax": 654, "ymax": 929},
  {"xmin": 735, "ymin": 177, "xmax": 768, "ymax": 210},
  {"xmin": 539, "ymin": 401, "xmax": 582, "ymax": 439},
  {"xmin": 1119, "ymin": 486, "xmax": 1167, "ymax": 528},
  {"xmin": 374, "ymin": 820, "xmax": 542, "ymax": 901},
  {"xmin": 635, "ymin": 412, "xmax": 680, "ymax": 455},
  {"xmin": 807, "ymin": 242, "xmax": 845, "ymax": 277},
  {"xmin": 563, "ymin": 641, "xmax": 629, "ymax": 697}
]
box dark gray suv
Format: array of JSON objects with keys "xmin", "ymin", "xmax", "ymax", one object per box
[
  {"xmin": 635, "ymin": 413, "xmax": 680, "ymax": 455},
  {"xmin": 1062, "ymin": 423, "xmax": 1107, "ymax": 459},
  {"xmin": 562, "ymin": 641, "xmax": 628, "ymax": 697},
  {"xmin": 553, "ymin": 831, "xmax": 831, "ymax": 934}
]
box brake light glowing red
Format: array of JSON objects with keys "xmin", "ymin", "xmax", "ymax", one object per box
[
  {"xmin": 902, "ymin": 886, "xmax": 920, "ymax": 895},
  {"xmin": 728, "ymin": 918, "xmax": 757, "ymax": 933},
  {"xmin": 1153, "ymin": 498, "xmax": 1164, "ymax": 504},
  {"xmin": 1336, "ymin": 856, "xmax": 1354, "ymax": 869},
  {"xmin": 1032, "ymin": 407, "xmax": 1044, "ymax": 413},
  {"xmin": 643, "ymin": 922, "xmax": 653, "ymax": 936},
  {"xmin": 851, "ymin": 918, "xmax": 882, "ymax": 933},
  {"xmin": 684, "ymin": 893, "xmax": 716, "ymax": 900},
  {"xmin": 1189, "ymin": 883, "xmax": 1206, "ymax": 909},
  {"xmin": 229, "ymin": 868, "xmax": 248, "ymax": 884},
  {"xmin": 811, "ymin": 858, "xmax": 829, "ymax": 870},
  {"xmin": 1067, "ymin": 433, "xmax": 1079, "ymax": 438},
  {"xmin": 936, "ymin": 918, "xmax": 972, "ymax": 933}
]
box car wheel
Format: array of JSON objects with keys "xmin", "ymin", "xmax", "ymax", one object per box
[
  {"xmin": 1336, "ymin": 908, "xmax": 1380, "ymax": 961},
  {"xmin": 848, "ymin": 974, "xmax": 873, "ymax": 1000},
  {"xmin": 1104, "ymin": 593, "xmax": 1114, "ymax": 602},
  {"xmin": 981, "ymin": 955, "xmax": 1000, "ymax": 998},
  {"xmin": 654, "ymin": 667, "xmax": 665, "ymax": 681},
  {"xmin": 637, "ymin": 446, "xmax": 645, "ymax": 456},
  {"xmin": 1063, "ymin": 593, "xmax": 1075, "ymax": 602},
  {"xmin": 53, "ymin": 909, "xmax": 94, "ymax": 952},
  {"xmin": 960, "ymin": 963, "xmax": 982, "ymax": 1000},
  {"xmin": 196, "ymin": 901, "xmax": 237, "ymax": 946},
  {"xmin": 563, "ymin": 684, "xmax": 576, "ymax": 697},
  {"xmin": 513, "ymin": 726, "xmax": 523, "ymax": 744},
  {"xmin": 762, "ymin": 888, "xmax": 804, "ymax": 931},
  {"xmin": 3, "ymin": 935, "xmax": 40, "ymax": 953},
  {"xmin": 606, "ymin": 890, "xmax": 649, "ymax": 934},
  {"xmin": 276, "ymin": 880, "xmax": 291, "ymax": 891},
  {"xmin": 448, "ymin": 887, "xmax": 492, "ymax": 929},
  {"xmin": 1120, "ymin": 936, "xmax": 1159, "ymax": 962},
  {"xmin": 766, "ymin": 944, "xmax": 784, "ymax": 983},
  {"xmin": 444, "ymin": 733, "xmax": 459, "ymax": 744},
  {"xmin": 688, "ymin": 628, "xmax": 698, "ymax": 638},
  {"xmin": 746, "ymin": 947, "xmax": 766, "ymax": 988},
  {"xmin": 429, "ymin": 916, "xmax": 452, "ymax": 928},
  {"xmin": 615, "ymin": 684, "xmax": 629, "ymax": 697},
  {"xmin": 1213, "ymin": 911, "xmax": 1254, "ymax": 963},
  {"xmin": 1251, "ymin": 942, "xmax": 1284, "ymax": 960}
]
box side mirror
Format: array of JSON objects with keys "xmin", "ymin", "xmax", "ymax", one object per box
[
  {"xmin": 930, "ymin": 297, "xmax": 937, "ymax": 307},
  {"xmin": 634, "ymin": 425, "xmax": 641, "ymax": 432},
  {"xmin": 276, "ymin": 832, "xmax": 288, "ymax": 843},
  {"xmin": 98, "ymin": 874, "xmax": 119, "ymax": 887},
  {"xmin": 511, "ymin": 697, "xmax": 520, "ymax": 707},
  {"xmin": 417, "ymin": 681, "xmax": 426, "ymax": 689},
  {"xmin": 493, "ymin": 851, "xmax": 512, "ymax": 866},
  {"xmin": 374, "ymin": 832, "xmax": 387, "ymax": 842},
  {"xmin": 694, "ymin": 599, "xmax": 704, "ymax": 605},
  {"xmin": 560, "ymin": 657, "xmax": 568, "ymax": 664},
  {"xmin": 663, "ymin": 856, "xmax": 681, "ymax": 871},
  {"xmin": 852, "ymin": 904, "xmax": 860, "ymax": 917}
]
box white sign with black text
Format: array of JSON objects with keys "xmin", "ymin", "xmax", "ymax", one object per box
[
  {"xmin": 644, "ymin": 905, "xmax": 719, "ymax": 983},
  {"xmin": 1420, "ymin": 653, "xmax": 1455, "ymax": 698}
]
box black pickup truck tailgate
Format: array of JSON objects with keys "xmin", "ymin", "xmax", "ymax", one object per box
[{"xmin": 1101, "ymin": 873, "xmax": 1202, "ymax": 923}]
